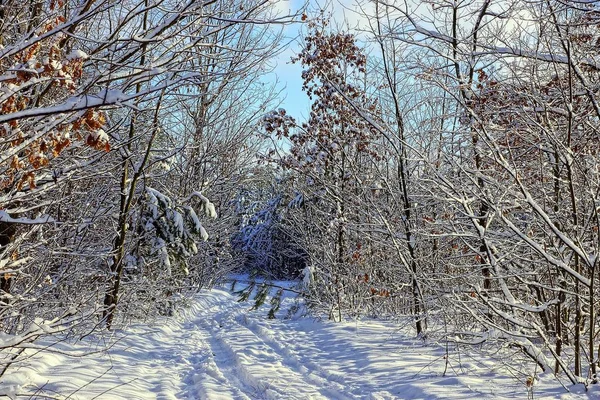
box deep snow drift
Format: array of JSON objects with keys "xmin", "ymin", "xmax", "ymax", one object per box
[{"xmin": 2, "ymin": 286, "xmax": 598, "ymax": 399}]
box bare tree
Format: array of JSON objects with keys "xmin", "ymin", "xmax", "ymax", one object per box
[
  {"xmin": 369, "ymin": 0, "xmax": 600, "ymax": 383},
  {"xmin": 0, "ymin": 0, "xmax": 297, "ymax": 376}
]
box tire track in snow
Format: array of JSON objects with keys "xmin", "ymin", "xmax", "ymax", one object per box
[
  {"xmin": 196, "ymin": 291, "xmax": 346, "ymax": 399},
  {"xmin": 202, "ymin": 311, "xmax": 325, "ymax": 399},
  {"xmin": 196, "ymin": 317, "xmax": 258, "ymax": 400},
  {"xmin": 195, "ymin": 291, "xmax": 317, "ymax": 399},
  {"xmin": 179, "ymin": 296, "xmax": 256, "ymax": 400},
  {"xmin": 178, "ymin": 326, "xmax": 247, "ymax": 400},
  {"xmin": 236, "ymin": 315, "xmax": 355, "ymax": 400},
  {"xmin": 170, "ymin": 294, "xmax": 256, "ymax": 400}
]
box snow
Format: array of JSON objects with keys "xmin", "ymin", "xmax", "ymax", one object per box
[
  {"xmin": 0, "ymin": 210, "xmax": 54, "ymax": 224},
  {"xmin": 2, "ymin": 285, "xmax": 597, "ymax": 399},
  {"xmin": 88, "ymin": 128, "xmax": 109, "ymax": 143},
  {"xmin": 199, "ymin": 225, "xmax": 209, "ymax": 241},
  {"xmin": 185, "ymin": 191, "xmax": 218, "ymax": 219},
  {"xmin": 66, "ymin": 49, "xmax": 89, "ymax": 60},
  {"xmin": 302, "ymin": 265, "xmax": 314, "ymax": 288}
]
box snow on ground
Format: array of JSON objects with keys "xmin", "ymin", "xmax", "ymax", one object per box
[{"xmin": 2, "ymin": 285, "xmax": 599, "ymax": 399}]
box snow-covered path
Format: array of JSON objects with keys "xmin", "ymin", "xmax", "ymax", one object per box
[
  {"xmin": 6, "ymin": 288, "xmax": 597, "ymax": 399},
  {"xmin": 187, "ymin": 291, "xmax": 352, "ymax": 400}
]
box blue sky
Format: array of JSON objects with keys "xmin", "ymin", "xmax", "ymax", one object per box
[
  {"xmin": 268, "ymin": 0, "xmax": 371, "ymax": 119},
  {"xmin": 267, "ymin": 0, "xmax": 310, "ymax": 118}
]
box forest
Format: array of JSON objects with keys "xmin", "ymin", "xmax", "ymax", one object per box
[{"xmin": 1, "ymin": 0, "xmax": 600, "ymax": 394}]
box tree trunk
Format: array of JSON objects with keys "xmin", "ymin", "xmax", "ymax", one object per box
[{"xmin": 0, "ymin": 220, "xmax": 16, "ymax": 304}]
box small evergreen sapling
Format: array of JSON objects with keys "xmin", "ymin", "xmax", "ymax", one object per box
[{"xmin": 141, "ymin": 187, "xmax": 217, "ymax": 276}]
